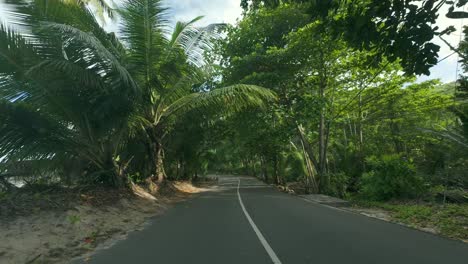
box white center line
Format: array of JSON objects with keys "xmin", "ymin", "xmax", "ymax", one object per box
[{"xmin": 237, "ymin": 179, "xmax": 283, "ymax": 264}]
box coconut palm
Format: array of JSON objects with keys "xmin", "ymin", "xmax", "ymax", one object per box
[
  {"xmin": 0, "ymin": 0, "xmax": 137, "ymax": 186},
  {"xmin": 0, "ymin": 0, "xmax": 275, "ymax": 186},
  {"xmin": 118, "ymin": 0, "xmax": 275, "ymax": 182}
]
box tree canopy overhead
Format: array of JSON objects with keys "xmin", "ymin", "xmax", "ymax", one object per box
[
  {"xmin": 239, "ymin": 0, "xmax": 465, "ymax": 76},
  {"xmin": 0, "ymin": 0, "xmax": 275, "ymax": 187},
  {"xmin": 0, "ymin": 0, "xmax": 466, "ymax": 206}
]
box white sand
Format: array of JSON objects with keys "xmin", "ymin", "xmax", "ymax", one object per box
[{"xmin": 0, "ymin": 182, "xmax": 209, "ymax": 264}]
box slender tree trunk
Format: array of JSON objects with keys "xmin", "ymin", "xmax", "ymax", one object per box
[
  {"xmin": 343, "ymin": 127, "xmax": 348, "ymax": 147},
  {"xmin": 358, "ymin": 95, "xmax": 363, "ymax": 148},
  {"xmin": 297, "ymin": 124, "xmax": 319, "ymax": 170},
  {"xmin": 297, "ymin": 123, "xmax": 320, "ymax": 192},
  {"xmin": 176, "ymin": 160, "xmax": 181, "ymax": 179},
  {"xmin": 319, "ymin": 117, "xmax": 326, "ymax": 177},
  {"xmin": 250, "ymin": 158, "xmax": 256, "ymax": 177},
  {"xmin": 146, "ymin": 125, "xmax": 167, "ymax": 184},
  {"xmin": 357, "ymin": 94, "xmax": 366, "ymax": 172},
  {"xmin": 321, "ymin": 121, "xmax": 331, "ymax": 189},
  {"xmin": 154, "ymin": 141, "xmax": 166, "ymax": 183},
  {"xmin": 300, "ymin": 139, "xmax": 319, "ymax": 193},
  {"xmin": 102, "ymin": 142, "xmax": 128, "ymax": 188},
  {"xmin": 318, "ymin": 83, "xmax": 328, "ymax": 189},
  {"xmin": 261, "ymin": 156, "xmax": 268, "ymax": 183},
  {"xmin": 273, "ymin": 153, "xmax": 280, "ymax": 185}
]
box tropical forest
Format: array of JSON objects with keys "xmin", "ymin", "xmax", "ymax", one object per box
[{"xmin": 0, "ymin": 1, "xmax": 467, "ymax": 263}]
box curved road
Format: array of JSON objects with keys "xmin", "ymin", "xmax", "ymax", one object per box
[{"xmin": 75, "ymin": 176, "xmax": 468, "ymax": 264}]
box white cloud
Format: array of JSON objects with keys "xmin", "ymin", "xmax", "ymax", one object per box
[
  {"xmin": 103, "ymin": 0, "xmax": 242, "ymax": 37},
  {"xmin": 168, "ymin": 0, "xmax": 242, "ymax": 26}
]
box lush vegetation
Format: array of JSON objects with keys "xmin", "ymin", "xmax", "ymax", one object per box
[
  {"xmin": 0, "ymin": 0, "xmax": 467, "ymax": 212},
  {"xmin": 0, "ymin": 0, "xmax": 274, "ymax": 190},
  {"xmin": 351, "ymin": 199, "xmax": 468, "ymax": 240},
  {"xmin": 203, "ymin": 1, "xmax": 468, "ymax": 203}
]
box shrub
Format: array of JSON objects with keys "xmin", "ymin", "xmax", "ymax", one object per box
[
  {"xmin": 360, "ymin": 155, "xmax": 425, "ymax": 201},
  {"xmin": 323, "ymin": 172, "xmax": 349, "ymax": 198},
  {"xmin": 284, "ymin": 151, "xmax": 307, "ymax": 182}
]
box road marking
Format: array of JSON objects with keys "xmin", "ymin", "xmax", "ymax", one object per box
[
  {"xmin": 298, "ymin": 196, "xmax": 349, "ymax": 213},
  {"xmin": 237, "ymin": 179, "xmax": 283, "ymax": 264}
]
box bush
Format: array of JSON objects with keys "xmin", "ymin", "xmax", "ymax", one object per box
[
  {"xmin": 360, "ymin": 155, "xmax": 425, "ymax": 201},
  {"xmin": 284, "ymin": 151, "xmax": 307, "ymax": 182},
  {"xmin": 323, "ymin": 172, "xmax": 349, "ymax": 198}
]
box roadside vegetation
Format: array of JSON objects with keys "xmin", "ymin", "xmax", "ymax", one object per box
[
  {"xmin": 0, "ymin": 1, "xmax": 272, "ymax": 261},
  {"xmin": 351, "ymin": 199, "xmax": 468, "ymax": 242},
  {"xmin": 0, "ymin": 0, "xmax": 467, "ymax": 260},
  {"xmin": 204, "ymin": 1, "xmax": 468, "ymax": 241},
  {"xmin": 0, "ymin": 0, "xmax": 273, "ymax": 191}
]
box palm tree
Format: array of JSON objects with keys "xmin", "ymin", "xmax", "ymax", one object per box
[
  {"xmin": 0, "ymin": 0, "xmax": 136, "ymax": 186},
  {"xmin": 0, "ymin": 0, "xmax": 275, "ymax": 187},
  {"xmin": 118, "ymin": 0, "xmax": 275, "ymax": 183}
]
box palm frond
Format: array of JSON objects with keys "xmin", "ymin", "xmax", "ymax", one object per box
[
  {"xmin": 169, "ymin": 19, "xmax": 226, "ymax": 67},
  {"xmin": 39, "ymin": 22, "xmax": 138, "ymax": 91},
  {"xmin": 119, "ymin": 0, "xmax": 169, "ymax": 83},
  {"xmin": 163, "ymin": 84, "xmax": 276, "ymax": 119},
  {"xmin": 419, "ymin": 127, "xmax": 468, "ymax": 149},
  {"xmin": 0, "ymin": 75, "xmax": 32, "ymax": 102},
  {"xmin": 75, "ymin": 0, "xmax": 116, "ymax": 19},
  {"xmin": 26, "ymin": 59, "xmax": 107, "ymax": 91},
  {"xmin": 0, "ymin": 25, "xmax": 40, "ymax": 76},
  {"xmin": 169, "ymin": 16, "xmax": 204, "ymax": 47},
  {"xmin": 158, "ymin": 70, "xmax": 207, "ymax": 104},
  {"xmin": 3, "ymin": 0, "xmax": 118, "ymax": 55},
  {"xmin": 0, "ymin": 100, "xmax": 71, "ymax": 161}
]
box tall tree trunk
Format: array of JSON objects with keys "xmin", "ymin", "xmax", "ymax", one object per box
[
  {"xmin": 354, "ymin": 94, "xmax": 366, "ymax": 174},
  {"xmin": 317, "ymin": 50, "xmax": 328, "ymax": 190},
  {"xmin": 318, "ymin": 83, "xmax": 328, "ymax": 191},
  {"xmin": 321, "ymin": 121, "xmax": 331, "ymax": 189},
  {"xmin": 300, "ymin": 139, "xmax": 319, "ymax": 193},
  {"xmin": 297, "ymin": 124, "xmax": 320, "ymax": 170},
  {"xmin": 297, "ymin": 123, "xmax": 320, "ymax": 192},
  {"xmin": 154, "ymin": 141, "xmax": 166, "ymax": 183},
  {"xmin": 146, "ymin": 126, "xmax": 166, "ymax": 184},
  {"xmin": 273, "ymin": 153, "xmax": 280, "ymax": 185},
  {"xmin": 261, "ymin": 156, "xmax": 268, "ymax": 183}
]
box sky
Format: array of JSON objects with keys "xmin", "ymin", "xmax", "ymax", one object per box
[{"xmin": 0, "ymin": 0, "xmax": 463, "ymax": 83}]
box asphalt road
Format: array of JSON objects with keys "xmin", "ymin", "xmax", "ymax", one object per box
[{"xmin": 75, "ymin": 176, "xmax": 468, "ymax": 264}]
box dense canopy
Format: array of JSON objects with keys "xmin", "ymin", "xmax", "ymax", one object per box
[{"xmin": 0, "ymin": 0, "xmax": 466, "ymax": 202}]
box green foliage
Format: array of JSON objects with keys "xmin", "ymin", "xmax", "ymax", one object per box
[
  {"xmin": 0, "ymin": 0, "xmax": 275, "ymax": 187},
  {"xmin": 360, "ymin": 155, "xmax": 425, "ymax": 201},
  {"xmin": 351, "ymin": 198, "xmax": 468, "ymax": 241},
  {"xmin": 0, "ymin": 191, "xmax": 7, "ymax": 201},
  {"xmin": 284, "ymin": 150, "xmax": 307, "ymax": 182},
  {"xmin": 209, "ymin": 2, "xmax": 465, "ymax": 204},
  {"xmin": 241, "ymin": 0, "xmax": 466, "ymax": 75},
  {"xmin": 0, "ymin": 0, "xmax": 136, "ymax": 187},
  {"xmin": 323, "ymin": 172, "xmax": 349, "ymax": 198},
  {"xmin": 68, "ymin": 215, "xmax": 81, "ymax": 225},
  {"xmin": 0, "ymin": 0, "xmax": 465, "ymax": 203}
]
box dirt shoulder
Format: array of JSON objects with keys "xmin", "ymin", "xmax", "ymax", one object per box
[
  {"xmin": 0, "ymin": 181, "xmax": 213, "ymax": 264},
  {"xmin": 347, "ymin": 200, "xmax": 468, "ymax": 243},
  {"xmin": 282, "ymin": 182, "xmax": 467, "ymax": 243}
]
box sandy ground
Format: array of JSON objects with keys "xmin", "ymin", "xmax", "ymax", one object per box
[{"xmin": 0, "ymin": 181, "xmax": 210, "ymax": 264}]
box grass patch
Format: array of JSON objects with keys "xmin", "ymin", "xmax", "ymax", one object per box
[{"xmin": 350, "ymin": 198, "xmax": 468, "ymax": 241}]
